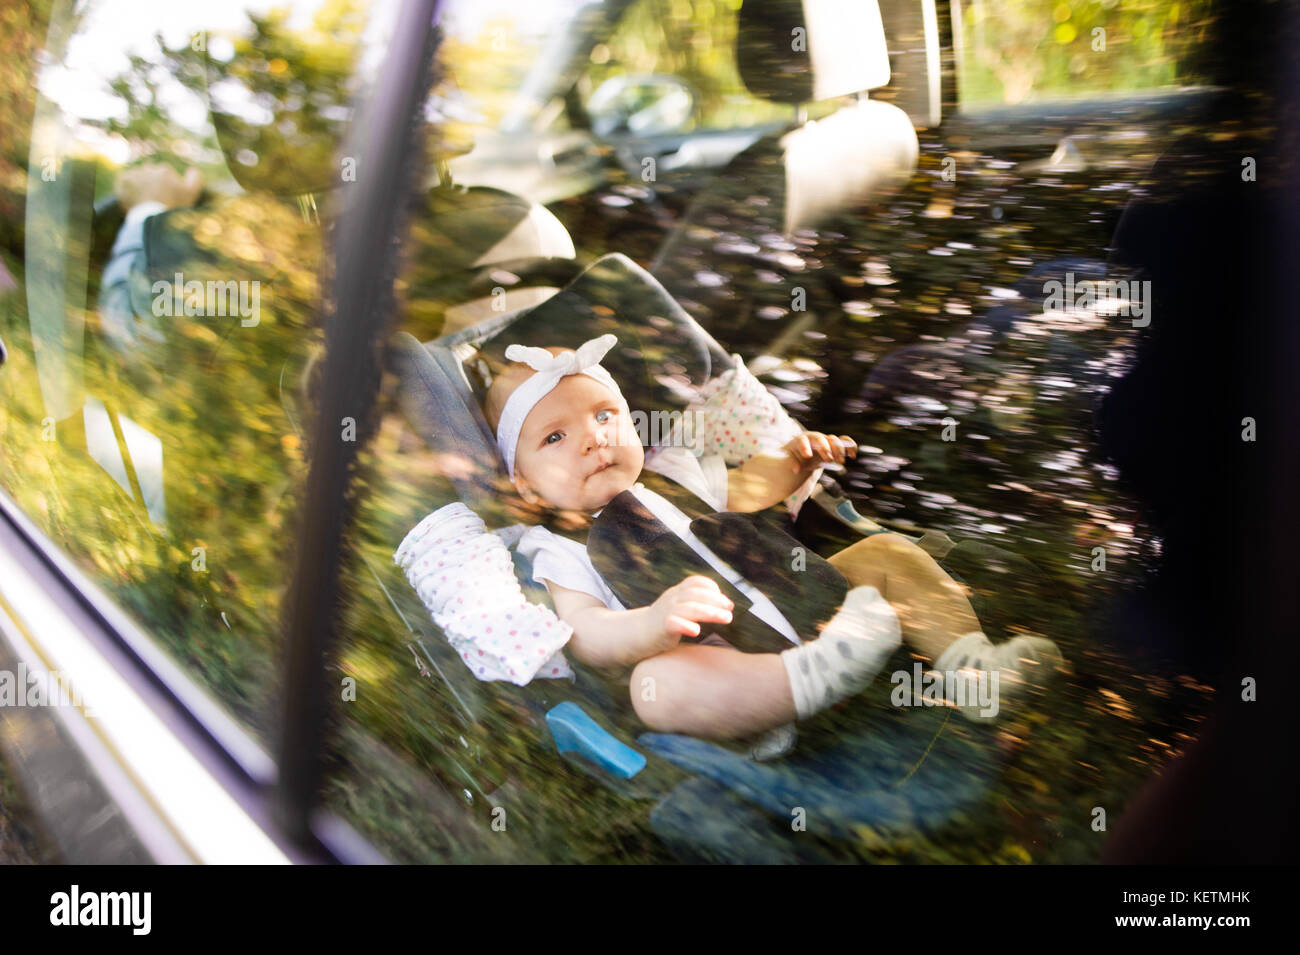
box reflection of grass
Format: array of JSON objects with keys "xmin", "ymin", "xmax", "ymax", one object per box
[{"xmin": 0, "ymin": 208, "xmax": 318, "ymax": 747}]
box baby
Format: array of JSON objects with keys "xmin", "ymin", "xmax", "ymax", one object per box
[{"xmin": 485, "ymin": 335, "xmax": 1061, "ymax": 741}]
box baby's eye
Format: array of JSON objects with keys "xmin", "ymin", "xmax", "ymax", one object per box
[
  {"xmin": 544, "ymin": 431, "xmax": 563, "ymax": 445},
  {"xmin": 595, "ymin": 409, "xmax": 613, "ymax": 423}
]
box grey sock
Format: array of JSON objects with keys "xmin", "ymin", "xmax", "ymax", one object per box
[{"xmin": 780, "ymin": 586, "xmax": 902, "ymax": 720}]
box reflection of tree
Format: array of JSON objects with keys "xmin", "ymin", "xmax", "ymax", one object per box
[
  {"xmin": 4, "ymin": 2, "xmax": 362, "ymax": 743},
  {"xmin": 95, "ymin": 51, "xmax": 213, "ymax": 169},
  {"xmin": 94, "ymin": 0, "xmax": 367, "ymax": 194},
  {"xmin": 438, "ymin": 17, "xmax": 530, "ymax": 132},
  {"xmin": 962, "ymin": 0, "xmax": 1218, "ymax": 106},
  {"xmin": 80, "ymin": 185, "xmax": 321, "ymax": 742},
  {"xmin": 588, "ymin": 0, "xmax": 790, "ymax": 130},
  {"xmin": 0, "ymin": 0, "xmax": 61, "ymax": 260}
]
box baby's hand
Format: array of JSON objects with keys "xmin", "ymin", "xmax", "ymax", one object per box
[
  {"xmin": 651, "ymin": 575, "xmax": 734, "ymax": 643},
  {"xmin": 784, "ymin": 432, "xmax": 857, "ymax": 472}
]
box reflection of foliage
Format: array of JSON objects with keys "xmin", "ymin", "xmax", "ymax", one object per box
[
  {"xmin": 438, "ymin": 0, "xmax": 795, "ymax": 137},
  {"xmin": 204, "ymin": 1, "xmax": 366, "ymax": 194},
  {"xmin": 960, "ymin": 0, "xmax": 1218, "ymax": 106},
  {"xmin": 94, "ymin": 49, "xmax": 215, "ymax": 172},
  {"xmin": 0, "ymin": 0, "xmax": 59, "ymax": 258},
  {"xmin": 587, "ymin": 0, "xmax": 792, "ymax": 130},
  {"xmin": 95, "ymin": 0, "xmax": 368, "ymax": 194},
  {"xmin": 0, "ymin": 188, "xmax": 322, "ymax": 743},
  {"xmin": 438, "ymin": 17, "xmax": 535, "ymax": 130}
]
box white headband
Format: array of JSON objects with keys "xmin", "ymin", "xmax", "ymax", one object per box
[{"xmin": 494, "ymin": 333, "xmax": 624, "ymax": 480}]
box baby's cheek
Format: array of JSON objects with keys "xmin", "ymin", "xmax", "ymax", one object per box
[
  {"xmin": 612, "ymin": 414, "xmax": 636, "ymax": 444},
  {"xmin": 542, "ymin": 462, "xmax": 583, "ymax": 505}
]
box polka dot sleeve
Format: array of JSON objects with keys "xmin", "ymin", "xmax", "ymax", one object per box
[
  {"xmin": 395, "ymin": 504, "xmax": 575, "ymax": 685},
  {"xmin": 688, "ymin": 354, "xmax": 804, "ymax": 463},
  {"xmin": 684, "ymin": 354, "xmax": 818, "ymax": 515}
]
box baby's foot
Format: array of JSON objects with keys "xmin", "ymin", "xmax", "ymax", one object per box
[{"xmin": 931, "ymin": 631, "xmax": 1065, "ymax": 723}]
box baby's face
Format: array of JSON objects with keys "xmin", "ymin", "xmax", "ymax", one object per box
[{"xmin": 513, "ymin": 373, "xmax": 644, "ymax": 511}]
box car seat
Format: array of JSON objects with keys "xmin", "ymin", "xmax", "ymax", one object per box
[{"xmin": 387, "ymin": 250, "xmax": 1012, "ymax": 860}]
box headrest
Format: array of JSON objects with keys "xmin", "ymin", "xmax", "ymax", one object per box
[
  {"xmin": 405, "ymin": 185, "xmax": 577, "ymax": 330},
  {"xmin": 781, "ymin": 99, "xmax": 918, "ymax": 231},
  {"xmin": 417, "ymin": 185, "xmax": 575, "ymax": 274},
  {"xmin": 737, "ymin": 0, "xmax": 891, "ymax": 106}
]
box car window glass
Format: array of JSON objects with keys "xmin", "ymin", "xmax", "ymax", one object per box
[
  {"xmin": 0, "ymin": 0, "xmax": 399, "ymax": 744},
  {"xmin": 0, "ymin": 0, "xmax": 1241, "ymax": 864},
  {"xmin": 316, "ymin": 0, "xmax": 1255, "ymax": 864}
]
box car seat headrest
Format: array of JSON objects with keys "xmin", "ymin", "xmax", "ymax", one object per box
[
  {"xmin": 781, "ymin": 99, "xmax": 918, "ymax": 231},
  {"xmin": 392, "ymin": 254, "xmax": 732, "ymax": 519},
  {"xmin": 737, "ymin": 0, "xmax": 891, "ymax": 106},
  {"xmin": 419, "ymin": 185, "xmax": 576, "ymax": 275},
  {"xmin": 391, "ymin": 331, "xmax": 512, "ymax": 517},
  {"xmin": 467, "ymin": 253, "xmax": 727, "ymax": 417},
  {"xmin": 406, "ymin": 185, "xmax": 578, "ymax": 331}
]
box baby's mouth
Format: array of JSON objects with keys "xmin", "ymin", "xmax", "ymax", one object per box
[{"xmin": 587, "ymin": 457, "xmax": 614, "ymax": 479}]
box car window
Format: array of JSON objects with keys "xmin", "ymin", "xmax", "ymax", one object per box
[
  {"xmin": 312, "ymin": 0, "xmax": 1241, "ymax": 866},
  {"xmin": 954, "ymin": 0, "xmax": 1215, "ymax": 108},
  {"xmin": 3, "ymin": 0, "xmax": 1257, "ymax": 866},
  {"xmin": 0, "ymin": 0, "xmax": 399, "ymax": 745}
]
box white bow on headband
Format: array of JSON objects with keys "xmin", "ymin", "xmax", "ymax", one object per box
[
  {"xmin": 504, "ymin": 334, "xmax": 618, "ymax": 376},
  {"xmin": 495, "ymin": 333, "xmax": 623, "ymax": 480}
]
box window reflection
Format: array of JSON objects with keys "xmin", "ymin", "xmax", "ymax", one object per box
[{"xmin": 5, "ymin": 0, "xmax": 399, "ymax": 742}]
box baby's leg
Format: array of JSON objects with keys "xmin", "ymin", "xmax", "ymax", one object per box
[
  {"xmin": 627, "ymin": 535, "xmax": 988, "ymax": 738},
  {"xmin": 629, "ymin": 645, "xmax": 796, "ymax": 740},
  {"xmin": 830, "ymin": 533, "xmax": 1065, "ymax": 724},
  {"xmin": 828, "ymin": 532, "xmax": 981, "ymax": 662}
]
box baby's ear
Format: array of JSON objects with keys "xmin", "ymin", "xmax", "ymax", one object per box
[{"xmin": 512, "ymin": 473, "xmax": 541, "ymax": 506}]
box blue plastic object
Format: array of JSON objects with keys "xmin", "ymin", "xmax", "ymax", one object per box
[{"xmin": 546, "ymin": 702, "xmax": 647, "ymax": 779}]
